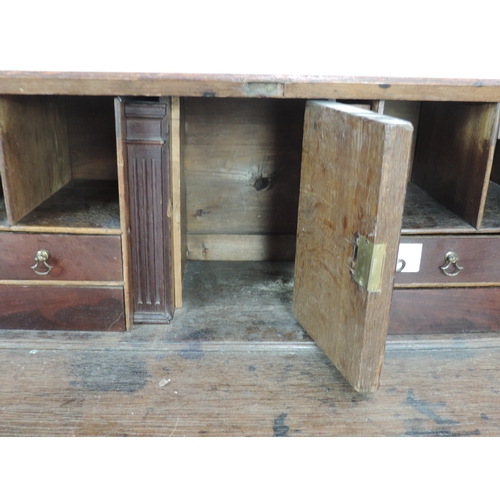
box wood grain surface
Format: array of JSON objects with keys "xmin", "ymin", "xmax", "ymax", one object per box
[
  {"xmin": 389, "ymin": 287, "xmax": 500, "ymax": 335},
  {"xmin": 0, "ymin": 96, "xmax": 72, "ymax": 225},
  {"xmin": 183, "ymin": 98, "xmax": 304, "ymax": 254},
  {"xmin": 0, "ymin": 285, "xmax": 125, "ymax": 331},
  {"xmin": 2, "ymin": 72, "xmax": 500, "ymax": 102},
  {"xmin": 293, "ymin": 101, "xmax": 413, "ymax": 392},
  {"xmin": 412, "ymin": 102, "xmax": 500, "ymax": 228},
  {"xmin": 0, "ymin": 322, "xmax": 498, "ymax": 436},
  {"xmin": 0, "ymin": 233, "xmax": 122, "ymax": 281}
]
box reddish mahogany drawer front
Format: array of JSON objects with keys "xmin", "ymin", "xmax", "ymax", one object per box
[
  {"xmin": 394, "ymin": 236, "xmax": 500, "ymax": 286},
  {"xmin": 0, "ymin": 285, "xmax": 125, "ymax": 331},
  {"xmin": 0, "ymin": 233, "xmax": 122, "ymax": 281}
]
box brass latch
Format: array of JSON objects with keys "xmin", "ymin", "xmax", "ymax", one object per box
[{"xmin": 352, "ymin": 235, "xmax": 386, "ymax": 292}]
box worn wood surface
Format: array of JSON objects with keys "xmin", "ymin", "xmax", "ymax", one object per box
[
  {"xmin": 395, "ymin": 236, "xmax": 500, "ymax": 286},
  {"xmin": 389, "ymin": 287, "xmax": 500, "ymax": 335},
  {"xmin": 0, "ymin": 96, "xmax": 72, "ymax": 225},
  {"xmin": 184, "ymin": 98, "xmax": 304, "ymax": 261},
  {"xmin": 412, "ymin": 102, "xmax": 500, "ymax": 228},
  {"xmin": 169, "ymin": 97, "xmax": 185, "ymax": 308},
  {"xmin": 124, "ymin": 101, "xmax": 173, "ymax": 323},
  {"xmin": 114, "ymin": 98, "xmax": 132, "ymax": 330},
  {"xmin": 0, "ymin": 233, "xmax": 122, "ymax": 281},
  {"xmin": 64, "ymin": 96, "xmax": 118, "ymax": 180},
  {"xmin": 0, "ymin": 261, "xmax": 499, "ymax": 436},
  {"xmin": 0, "ymin": 180, "xmax": 120, "ymax": 233},
  {"xmin": 187, "ymin": 234, "xmax": 296, "ymax": 261},
  {"xmin": 293, "ymin": 102, "xmax": 413, "ymax": 392},
  {"xmin": 0, "ymin": 285, "xmax": 125, "ymax": 331},
  {"xmin": 1, "ymin": 319, "xmax": 499, "ymax": 436},
  {"xmin": 2, "ymin": 72, "xmax": 500, "ymax": 102}
]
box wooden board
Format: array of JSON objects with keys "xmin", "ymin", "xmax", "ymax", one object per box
[
  {"xmin": 183, "ymin": 98, "xmax": 304, "ymax": 239},
  {"xmin": 0, "ymin": 96, "xmax": 72, "ymax": 225},
  {"xmin": 293, "ymin": 101, "xmax": 413, "ymax": 393},
  {"xmin": 114, "ymin": 97, "xmax": 133, "ymax": 330},
  {"xmin": 1, "ymin": 326, "xmax": 500, "ymax": 436},
  {"xmin": 168, "ymin": 97, "xmax": 185, "ymax": 308},
  {"xmin": 187, "ymin": 234, "xmax": 295, "ymax": 261},
  {"xmin": 64, "ymin": 96, "xmax": 118, "ymax": 180},
  {"xmin": 389, "ymin": 287, "xmax": 500, "ymax": 335},
  {"xmin": 412, "ymin": 102, "xmax": 500, "ymax": 228},
  {"xmin": 0, "ymin": 285, "xmax": 125, "ymax": 331}
]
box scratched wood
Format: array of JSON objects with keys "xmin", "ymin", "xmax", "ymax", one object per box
[
  {"xmin": 2, "ymin": 72, "xmax": 500, "ymax": 102},
  {"xmin": 0, "ymin": 96, "xmax": 72, "ymax": 225},
  {"xmin": 0, "ymin": 328, "xmax": 499, "ymax": 436},
  {"xmin": 293, "ymin": 102, "xmax": 413, "ymax": 392}
]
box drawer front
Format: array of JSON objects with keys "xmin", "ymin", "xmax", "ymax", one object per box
[
  {"xmin": 0, "ymin": 285, "xmax": 125, "ymax": 331},
  {"xmin": 389, "ymin": 287, "xmax": 500, "ymax": 334},
  {"xmin": 394, "ymin": 236, "xmax": 500, "ymax": 285},
  {"xmin": 0, "ymin": 233, "xmax": 122, "ymax": 281}
]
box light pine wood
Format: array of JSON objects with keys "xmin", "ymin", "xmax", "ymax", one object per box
[
  {"xmin": 168, "ymin": 97, "xmax": 184, "ymax": 308},
  {"xmin": 187, "ymin": 234, "xmax": 296, "ymax": 261},
  {"xmin": 293, "ymin": 101, "xmax": 413, "ymax": 393},
  {"xmin": 412, "ymin": 102, "xmax": 500, "ymax": 228},
  {"xmin": 0, "ymin": 96, "xmax": 72, "ymax": 225},
  {"xmin": 114, "ymin": 98, "xmax": 133, "ymax": 330},
  {"xmin": 184, "ymin": 98, "xmax": 304, "ymax": 237}
]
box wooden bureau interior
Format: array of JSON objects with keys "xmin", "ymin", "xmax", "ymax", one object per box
[{"xmin": 2, "ymin": 92, "xmax": 500, "ymax": 392}]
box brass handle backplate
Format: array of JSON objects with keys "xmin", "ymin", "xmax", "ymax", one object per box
[
  {"xmin": 31, "ymin": 249, "xmax": 53, "ymax": 276},
  {"xmin": 440, "ymin": 251, "xmax": 463, "ymax": 277}
]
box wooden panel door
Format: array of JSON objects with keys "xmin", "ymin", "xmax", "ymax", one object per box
[
  {"xmin": 115, "ymin": 98, "xmax": 173, "ymax": 324},
  {"xmin": 293, "ymin": 101, "xmax": 413, "ymax": 393}
]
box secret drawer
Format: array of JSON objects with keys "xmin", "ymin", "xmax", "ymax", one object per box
[
  {"xmin": 394, "ymin": 236, "xmax": 500, "ymax": 286},
  {"xmin": 0, "ymin": 233, "xmax": 122, "ymax": 281},
  {"xmin": 0, "ymin": 285, "xmax": 125, "ymax": 331}
]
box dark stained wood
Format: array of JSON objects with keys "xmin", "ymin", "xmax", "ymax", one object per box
[
  {"xmin": 395, "ymin": 236, "xmax": 500, "ymax": 286},
  {"xmin": 183, "ymin": 98, "xmax": 304, "ymax": 258},
  {"xmin": 389, "ymin": 287, "xmax": 500, "ymax": 335},
  {"xmin": 0, "ymin": 180, "xmax": 120, "ymax": 232},
  {"xmin": 122, "ymin": 100, "xmax": 173, "ymax": 324},
  {"xmin": 293, "ymin": 102, "xmax": 413, "ymax": 393},
  {"xmin": 0, "ymin": 233, "xmax": 122, "ymax": 281},
  {"xmin": 3, "ymin": 72, "xmax": 500, "ymax": 102},
  {"xmin": 0, "ymin": 285, "xmax": 125, "ymax": 331},
  {"xmin": 64, "ymin": 96, "xmax": 118, "ymax": 180},
  {"xmin": 412, "ymin": 102, "xmax": 500, "ymax": 228},
  {"xmin": 0, "ymin": 96, "xmax": 72, "ymax": 225}
]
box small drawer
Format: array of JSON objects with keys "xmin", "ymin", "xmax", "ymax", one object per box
[
  {"xmin": 0, "ymin": 233, "xmax": 122, "ymax": 281},
  {"xmin": 394, "ymin": 236, "xmax": 500, "ymax": 286},
  {"xmin": 0, "ymin": 284, "xmax": 125, "ymax": 331},
  {"xmin": 389, "ymin": 287, "xmax": 500, "ymax": 334}
]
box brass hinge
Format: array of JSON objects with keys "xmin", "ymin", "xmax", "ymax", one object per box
[{"xmin": 352, "ymin": 235, "xmax": 386, "ymax": 292}]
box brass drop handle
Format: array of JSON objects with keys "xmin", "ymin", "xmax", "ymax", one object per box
[
  {"xmin": 31, "ymin": 249, "xmax": 53, "ymax": 276},
  {"xmin": 440, "ymin": 251, "xmax": 463, "ymax": 277}
]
